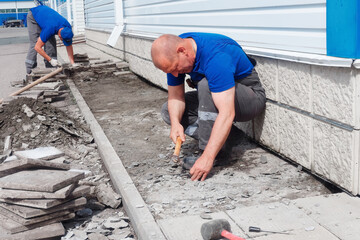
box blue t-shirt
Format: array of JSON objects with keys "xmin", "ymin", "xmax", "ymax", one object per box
[
  {"xmin": 167, "ymin": 32, "xmax": 253, "ymax": 93},
  {"xmin": 31, "ymin": 5, "xmax": 71, "ymax": 43}
]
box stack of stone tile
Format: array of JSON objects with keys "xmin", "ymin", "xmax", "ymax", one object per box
[
  {"xmin": 74, "ymin": 53, "xmax": 90, "ymax": 65},
  {"xmin": 0, "ymin": 146, "xmax": 89, "ymax": 239}
]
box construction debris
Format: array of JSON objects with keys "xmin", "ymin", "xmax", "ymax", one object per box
[
  {"xmin": 0, "ymin": 146, "xmax": 87, "ymax": 238},
  {"xmin": 0, "ymin": 68, "xmax": 135, "ymax": 239}
]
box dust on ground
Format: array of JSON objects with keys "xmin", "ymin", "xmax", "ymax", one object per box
[{"xmin": 72, "ymin": 67, "xmax": 337, "ymax": 220}]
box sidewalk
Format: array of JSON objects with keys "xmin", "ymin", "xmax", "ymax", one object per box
[{"xmin": 58, "ymin": 43, "xmax": 360, "ymax": 240}]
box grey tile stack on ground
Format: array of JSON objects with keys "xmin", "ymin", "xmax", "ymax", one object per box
[
  {"xmin": 0, "ymin": 146, "xmax": 89, "ymax": 239},
  {"xmin": 1, "ymin": 67, "xmax": 69, "ymax": 105}
]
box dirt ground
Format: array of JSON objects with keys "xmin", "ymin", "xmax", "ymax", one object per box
[{"xmin": 72, "ymin": 66, "xmax": 338, "ymax": 220}]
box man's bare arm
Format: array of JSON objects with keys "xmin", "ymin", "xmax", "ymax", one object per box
[
  {"xmin": 190, "ymin": 86, "xmax": 235, "ymax": 181},
  {"xmin": 34, "ymin": 38, "xmax": 51, "ymax": 61},
  {"xmin": 168, "ymin": 84, "xmax": 186, "ymax": 143},
  {"xmin": 66, "ymin": 45, "xmax": 75, "ymax": 64}
]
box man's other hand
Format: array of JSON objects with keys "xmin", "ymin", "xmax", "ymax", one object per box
[
  {"xmin": 189, "ymin": 155, "xmax": 214, "ymax": 181},
  {"xmin": 49, "ymin": 59, "xmax": 59, "ymax": 67}
]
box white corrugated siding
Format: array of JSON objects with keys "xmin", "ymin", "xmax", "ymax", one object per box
[
  {"xmin": 123, "ymin": 0, "xmax": 326, "ymax": 55},
  {"xmin": 73, "ymin": 0, "xmax": 85, "ymax": 33},
  {"xmin": 84, "ymin": 0, "xmax": 115, "ymax": 31}
]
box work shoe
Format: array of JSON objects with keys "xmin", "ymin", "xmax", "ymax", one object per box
[
  {"xmin": 182, "ymin": 151, "xmax": 232, "ymax": 170},
  {"xmin": 182, "ymin": 156, "xmax": 198, "ymax": 170}
]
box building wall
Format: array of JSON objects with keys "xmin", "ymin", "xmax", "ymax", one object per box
[
  {"xmin": 124, "ymin": 0, "xmax": 326, "ymax": 55},
  {"xmin": 84, "ymin": 0, "xmax": 115, "ymax": 31},
  {"xmin": 83, "ymin": 1, "xmax": 360, "ymax": 195}
]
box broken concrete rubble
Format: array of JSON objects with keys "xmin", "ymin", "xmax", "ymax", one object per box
[
  {"xmin": 0, "ymin": 85, "xmax": 135, "ymax": 239},
  {"xmin": 95, "ymin": 183, "xmax": 122, "ymax": 209}
]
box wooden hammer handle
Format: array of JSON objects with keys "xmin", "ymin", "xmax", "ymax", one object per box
[
  {"xmin": 11, "ymin": 67, "xmax": 63, "ymax": 97},
  {"xmin": 173, "ymin": 137, "xmax": 182, "ymax": 156},
  {"xmin": 221, "ymin": 230, "xmax": 246, "ymax": 240}
]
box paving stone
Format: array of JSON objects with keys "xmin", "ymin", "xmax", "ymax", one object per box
[
  {"xmin": 0, "ymin": 206, "xmax": 72, "ymax": 225},
  {"xmin": 14, "ymin": 147, "xmax": 64, "ymax": 161},
  {"xmin": 0, "ymin": 186, "xmax": 88, "ymax": 209},
  {"xmin": 158, "ymin": 211, "xmax": 246, "ymax": 240},
  {"xmin": 32, "ymin": 82, "xmax": 62, "ymax": 90},
  {"xmin": 293, "ymin": 193, "xmax": 360, "ymax": 240},
  {"xmin": 252, "ymin": 227, "xmax": 339, "ymax": 240},
  {"xmin": 226, "ymin": 201, "xmax": 337, "ymax": 239},
  {"xmin": 0, "ymin": 169, "xmax": 84, "ymax": 192},
  {"xmin": 0, "ymin": 158, "xmax": 70, "ymax": 177},
  {"xmin": 0, "ymin": 195, "xmax": 87, "ymax": 218},
  {"xmin": 0, "ymin": 183, "xmax": 76, "ymax": 199},
  {"xmin": 0, "ymin": 222, "xmax": 65, "ymax": 240},
  {"xmin": 0, "ymin": 212, "xmax": 74, "ymax": 234}
]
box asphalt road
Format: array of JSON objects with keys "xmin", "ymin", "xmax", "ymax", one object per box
[{"xmin": 0, "ymin": 27, "xmax": 43, "ymax": 99}]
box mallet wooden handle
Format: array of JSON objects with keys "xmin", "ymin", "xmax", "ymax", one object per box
[
  {"xmin": 11, "ymin": 67, "xmax": 63, "ymax": 97},
  {"xmin": 173, "ymin": 136, "xmax": 182, "ymax": 156},
  {"xmin": 221, "ymin": 230, "xmax": 246, "ymax": 240}
]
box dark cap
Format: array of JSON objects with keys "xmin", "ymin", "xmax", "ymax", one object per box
[{"xmin": 61, "ymin": 27, "xmax": 73, "ymax": 46}]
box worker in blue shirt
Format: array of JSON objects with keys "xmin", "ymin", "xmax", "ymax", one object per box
[
  {"xmin": 25, "ymin": 5, "xmax": 75, "ymax": 74},
  {"xmin": 151, "ymin": 33, "xmax": 266, "ymax": 181}
]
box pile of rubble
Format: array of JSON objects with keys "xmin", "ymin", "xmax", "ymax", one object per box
[
  {"xmin": 0, "ymin": 146, "xmax": 89, "ymax": 239},
  {"xmin": 0, "ymin": 98, "xmax": 92, "ymax": 150},
  {"xmin": 0, "ymin": 94, "xmax": 135, "ymax": 239}
]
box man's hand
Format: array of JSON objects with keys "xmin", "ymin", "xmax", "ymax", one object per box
[
  {"xmin": 170, "ymin": 123, "xmax": 185, "ymax": 144},
  {"xmin": 189, "ymin": 154, "xmax": 214, "ymax": 181},
  {"xmin": 49, "ymin": 59, "xmax": 59, "ymax": 67}
]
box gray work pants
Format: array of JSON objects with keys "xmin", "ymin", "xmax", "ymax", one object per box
[
  {"xmin": 25, "ymin": 11, "xmax": 57, "ymax": 74},
  {"xmin": 161, "ymin": 69, "xmax": 266, "ymax": 150}
]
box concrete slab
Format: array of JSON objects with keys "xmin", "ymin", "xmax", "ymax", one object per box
[
  {"xmin": 0, "ymin": 169, "xmax": 84, "ymax": 192},
  {"xmin": 158, "ymin": 211, "xmax": 246, "ymax": 240},
  {"xmin": 252, "ymin": 227, "xmax": 340, "ymax": 240},
  {"xmin": 226, "ymin": 202, "xmax": 338, "ymax": 239},
  {"xmin": 0, "ymin": 222, "xmax": 65, "ymax": 240},
  {"xmin": 0, "ymin": 195, "xmax": 87, "ymax": 218},
  {"xmin": 294, "ymin": 193, "xmax": 360, "ymax": 240},
  {"xmin": 0, "ymin": 183, "xmax": 76, "ymax": 199},
  {"xmin": 0, "ymin": 186, "xmax": 89, "ymax": 209},
  {"xmin": 0, "ymin": 158, "xmax": 70, "ymax": 177},
  {"xmin": 32, "ymin": 82, "xmax": 61, "ymax": 90},
  {"xmin": 0, "ymin": 212, "xmax": 74, "ymax": 234},
  {"xmin": 0, "ymin": 206, "xmax": 72, "ymax": 225},
  {"xmin": 14, "ymin": 147, "xmax": 64, "ymax": 161}
]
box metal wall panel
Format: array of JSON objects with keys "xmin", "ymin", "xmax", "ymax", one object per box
[
  {"xmin": 123, "ymin": 0, "xmax": 326, "ymax": 55},
  {"xmin": 84, "ymin": 0, "xmax": 115, "ymax": 30}
]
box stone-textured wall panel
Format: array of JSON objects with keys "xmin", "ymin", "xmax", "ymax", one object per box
[
  {"xmin": 355, "ymin": 68, "xmax": 360, "ymax": 129},
  {"xmin": 278, "ymin": 108, "xmax": 311, "ymax": 169},
  {"xmin": 257, "ymin": 102, "xmax": 279, "ymax": 151},
  {"xmin": 125, "ymin": 37, "xmax": 153, "ymax": 60},
  {"xmin": 312, "ymin": 66, "xmax": 353, "ymax": 126},
  {"xmin": 313, "ymin": 121, "xmax": 353, "ymax": 190},
  {"xmin": 254, "ymin": 56, "xmax": 277, "ymax": 101},
  {"xmin": 278, "ymin": 60, "xmax": 311, "ymax": 112},
  {"xmin": 126, "ymin": 53, "xmax": 168, "ymax": 90}
]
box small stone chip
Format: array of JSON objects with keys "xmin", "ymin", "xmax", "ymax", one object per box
[{"xmin": 200, "ymin": 212, "xmax": 212, "ymax": 220}]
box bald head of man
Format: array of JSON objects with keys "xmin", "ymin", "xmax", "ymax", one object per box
[{"xmin": 151, "ymin": 34, "xmax": 197, "ymax": 77}]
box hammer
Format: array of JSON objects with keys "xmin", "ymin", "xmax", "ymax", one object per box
[
  {"xmin": 170, "ymin": 136, "xmax": 182, "ymax": 163},
  {"xmin": 201, "ymin": 219, "xmax": 246, "ymax": 240}
]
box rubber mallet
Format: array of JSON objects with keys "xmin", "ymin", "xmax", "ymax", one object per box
[{"xmin": 201, "ymin": 219, "xmax": 246, "ymax": 240}]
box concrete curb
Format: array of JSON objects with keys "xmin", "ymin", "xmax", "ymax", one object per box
[{"xmin": 66, "ymin": 79, "xmax": 166, "ymax": 240}]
